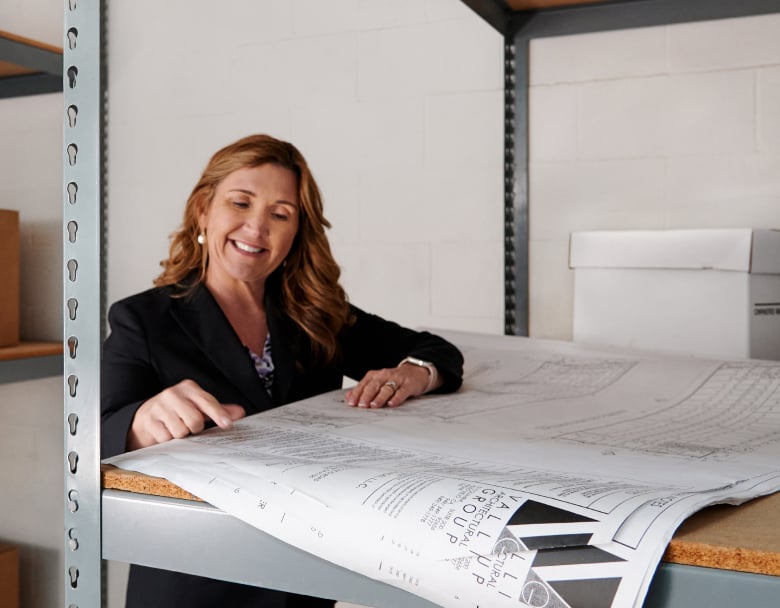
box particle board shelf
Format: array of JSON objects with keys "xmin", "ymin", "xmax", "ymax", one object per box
[
  {"xmin": 0, "ymin": 341, "xmax": 63, "ymax": 361},
  {"xmin": 665, "ymin": 494, "xmax": 780, "ymax": 576},
  {"xmin": 101, "ymin": 465, "xmax": 780, "ymax": 577},
  {"xmin": 103, "ymin": 465, "xmax": 201, "ymax": 502},
  {"xmin": 0, "ymin": 341, "xmax": 63, "ymax": 383},
  {"xmin": 0, "ymin": 30, "xmax": 63, "ymax": 98}
]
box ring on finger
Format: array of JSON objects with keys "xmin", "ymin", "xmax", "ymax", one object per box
[{"xmin": 383, "ymin": 380, "xmax": 399, "ymax": 392}]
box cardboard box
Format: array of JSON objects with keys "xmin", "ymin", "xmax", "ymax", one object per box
[
  {"xmin": 0, "ymin": 542, "xmax": 19, "ymax": 608},
  {"xmin": 0, "ymin": 209, "xmax": 20, "ymax": 348},
  {"xmin": 570, "ymin": 229, "xmax": 780, "ymax": 360}
]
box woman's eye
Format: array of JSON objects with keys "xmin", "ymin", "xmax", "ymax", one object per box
[
  {"xmin": 232, "ymin": 200, "xmax": 250, "ymax": 209},
  {"xmin": 272, "ymin": 212, "xmax": 289, "ymax": 221}
]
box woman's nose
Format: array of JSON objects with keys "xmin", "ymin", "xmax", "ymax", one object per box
[{"xmin": 243, "ymin": 208, "xmax": 268, "ymax": 235}]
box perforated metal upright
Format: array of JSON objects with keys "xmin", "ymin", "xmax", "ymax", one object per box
[{"xmin": 63, "ymin": 0, "xmax": 103, "ymax": 606}]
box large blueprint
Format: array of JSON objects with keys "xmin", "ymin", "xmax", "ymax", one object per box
[{"xmin": 106, "ymin": 331, "xmax": 780, "ymax": 608}]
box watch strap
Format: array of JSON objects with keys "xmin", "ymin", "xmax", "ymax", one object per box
[{"xmin": 398, "ymin": 356, "xmax": 438, "ymax": 394}]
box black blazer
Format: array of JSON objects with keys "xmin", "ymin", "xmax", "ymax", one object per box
[
  {"xmin": 101, "ymin": 281, "xmax": 464, "ymax": 459},
  {"xmin": 101, "ymin": 281, "xmax": 463, "ymax": 608}
]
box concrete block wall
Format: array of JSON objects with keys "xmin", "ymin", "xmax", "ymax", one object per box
[
  {"xmin": 106, "ymin": 0, "xmax": 506, "ymax": 335},
  {"xmin": 529, "ymin": 13, "xmax": 780, "ymax": 339}
]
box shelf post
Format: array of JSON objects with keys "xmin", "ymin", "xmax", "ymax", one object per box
[
  {"xmin": 504, "ymin": 34, "xmax": 529, "ymax": 337},
  {"xmin": 63, "ymin": 0, "xmax": 103, "ymax": 606}
]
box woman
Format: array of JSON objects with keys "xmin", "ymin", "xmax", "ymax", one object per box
[{"xmin": 101, "ymin": 134, "xmax": 464, "ymax": 607}]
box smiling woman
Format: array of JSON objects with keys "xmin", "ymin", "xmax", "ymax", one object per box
[
  {"xmin": 198, "ymin": 164, "xmax": 300, "ymax": 355},
  {"xmin": 201, "ymin": 165, "xmax": 300, "ymax": 288},
  {"xmin": 100, "ymin": 133, "xmax": 465, "ymax": 608},
  {"xmin": 153, "ymin": 135, "xmax": 353, "ymax": 365}
]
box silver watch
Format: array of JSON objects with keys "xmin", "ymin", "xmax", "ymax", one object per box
[{"xmin": 398, "ymin": 356, "xmax": 438, "ymax": 394}]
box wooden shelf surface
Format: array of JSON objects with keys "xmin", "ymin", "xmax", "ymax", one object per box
[
  {"xmin": 0, "ymin": 341, "xmax": 63, "ymax": 362},
  {"xmin": 665, "ymin": 494, "xmax": 780, "ymax": 576},
  {"xmin": 0, "ymin": 30, "xmax": 62, "ymax": 54},
  {"xmin": 0, "ymin": 29, "xmax": 63, "ymax": 78}
]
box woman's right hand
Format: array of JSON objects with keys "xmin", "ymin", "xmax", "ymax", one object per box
[{"xmin": 127, "ymin": 379, "xmax": 246, "ymax": 451}]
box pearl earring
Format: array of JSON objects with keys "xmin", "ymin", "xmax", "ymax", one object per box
[{"xmin": 197, "ymin": 233, "xmax": 206, "ymax": 245}]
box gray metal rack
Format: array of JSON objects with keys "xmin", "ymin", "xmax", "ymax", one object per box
[
  {"xmin": 463, "ymin": 0, "xmax": 780, "ymax": 336},
  {"xmin": 63, "ymin": 1, "xmax": 102, "ymax": 606},
  {"xmin": 0, "ymin": 29, "xmax": 64, "ymax": 382},
  {"xmin": 66, "ymin": 1, "xmax": 780, "ymax": 606}
]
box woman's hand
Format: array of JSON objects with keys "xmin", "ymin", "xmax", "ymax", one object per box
[
  {"xmin": 345, "ymin": 363, "xmax": 439, "ymax": 409},
  {"xmin": 127, "ymin": 379, "xmax": 246, "ymax": 451}
]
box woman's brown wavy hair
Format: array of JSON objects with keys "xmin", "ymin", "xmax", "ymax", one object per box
[{"xmin": 155, "ymin": 133, "xmax": 352, "ymax": 364}]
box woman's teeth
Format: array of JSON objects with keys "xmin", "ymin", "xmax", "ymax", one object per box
[{"xmin": 234, "ymin": 241, "xmax": 263, "ymax": 253}]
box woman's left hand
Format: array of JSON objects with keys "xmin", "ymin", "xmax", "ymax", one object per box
[{"xmin": 345, "ymin": 363, "xmax": 433, "ymax": 408}]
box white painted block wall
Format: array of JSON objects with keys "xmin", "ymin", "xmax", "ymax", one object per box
[{"xmin": 106, "ymin": 0, "xmax": 505, "ymax": 335}]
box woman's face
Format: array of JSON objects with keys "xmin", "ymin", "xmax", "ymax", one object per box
[{"xmin": 200, "ymin": 164, "xmax": 300, "ymax": 291}]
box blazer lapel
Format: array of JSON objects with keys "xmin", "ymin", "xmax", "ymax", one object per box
[{"xmin": 170, "ymin": 283, "xmax": 273, "ymax": 413}]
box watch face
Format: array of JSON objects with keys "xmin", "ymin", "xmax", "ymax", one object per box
[{"xmin": 404, "ymin": 356, "xmax": 431, "ymax": 368}]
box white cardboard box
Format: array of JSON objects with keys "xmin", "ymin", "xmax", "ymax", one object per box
[{"xmin": 570, "ymin": 229, "xmax": 780, "ymax": 360}]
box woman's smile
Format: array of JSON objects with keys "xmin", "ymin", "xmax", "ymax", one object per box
[
  {"xmin": 200, "ymin": 164, "xmax": 300, "ymax": 289},
  {"xmin": 231, "ymin": 239, "xmax": 267, "ymax": 255}
]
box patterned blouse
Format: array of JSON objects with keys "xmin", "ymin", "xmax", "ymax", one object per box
[{"xmin": 247, "ymin": 334, "xmax": 274, "ymax": 397}]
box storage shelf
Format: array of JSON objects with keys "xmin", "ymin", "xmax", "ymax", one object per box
[
  {"xmin": 101, "ymin": 487, "xmax": 780, "ymax": 608},
  {"xmin": 0, "ymin": 341, "xmax": 62, "ymax": 361},
  {"xmin": 103, "ymin": 466, "xmax": 780, "ymax": 577},
  {"xmin": 0, "ymin": 341, "xmax": 63, "ymax": 383},
  {"xmin": 0, "ymin": 30, "xmax": 63, "ymax": 98}
]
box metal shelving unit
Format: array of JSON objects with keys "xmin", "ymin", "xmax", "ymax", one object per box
[
  {"xmin": 68, "ymin": 1, "xmax": 780, "ymax": 606},
  {"xmin": 462, "ymin": 0, "xmax": 780, "ymax": 336},
  {"xmin": 0, "ymin": 29, "xmax": 62, "ymax": 98},
  {"xmin": 0, "ymin": 32, "xmax": 64, "ymax": 381}
]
